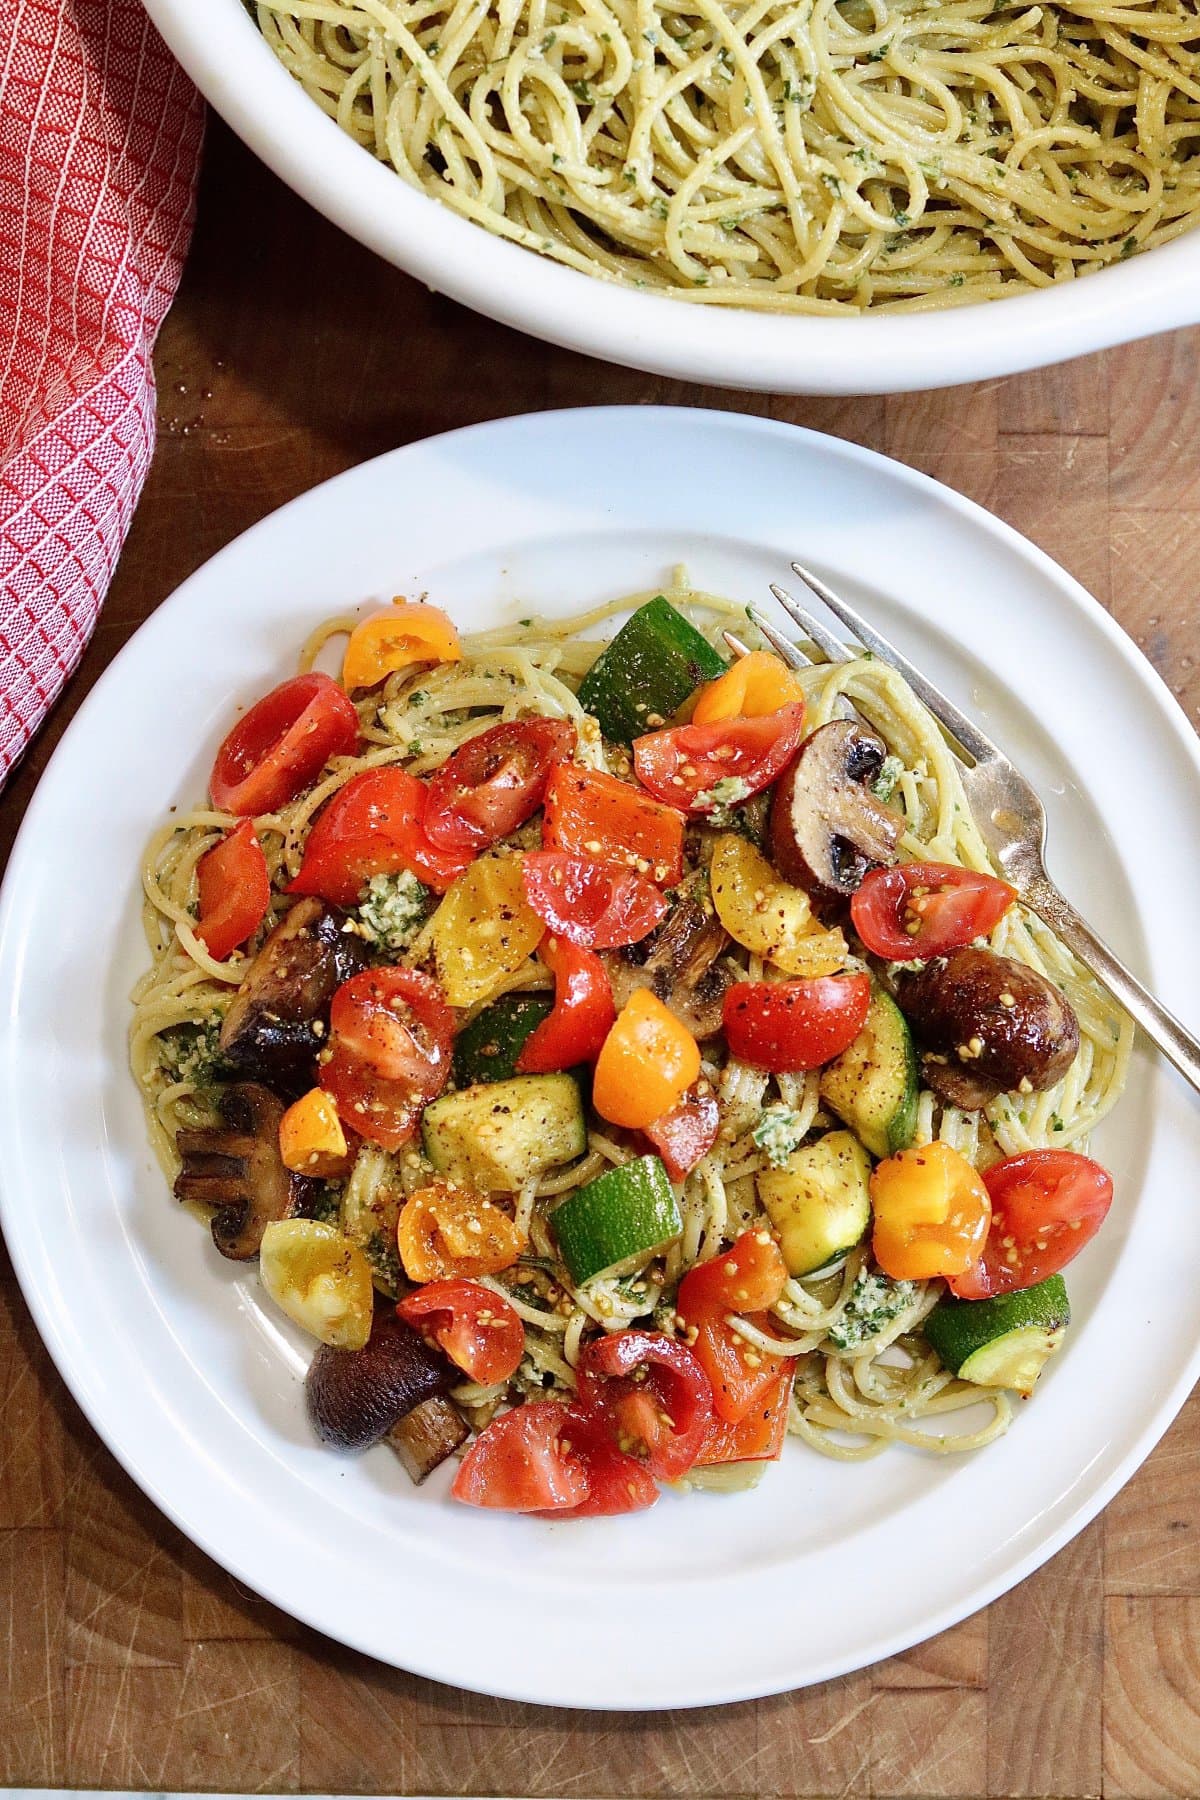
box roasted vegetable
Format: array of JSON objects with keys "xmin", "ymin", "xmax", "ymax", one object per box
[
  {"xmin": 218, "ymin": 896, "xmax": 368, "ymax": 1094},
  {"xmin": 174, "ymin": 1081, "xmax": 299, "ymax": 1259},
  {"xmin": 709, "ymin": 833, "xmax": 847, "ymax": 975},
  {"xmin": 259, "ymin": 1219, "xmax": 374, "ymax": 1348},
  {"xmin": 307, "ymin": 1310, "xmax": 467, "ymax": 1481},
  {"xmin": 605, "ymin": 890, "xmax": 732, "ymax": 1039},
  {"xmin": 415, "ymin": 852, "xmax": 544, "ymax": 1009},
  {"xmin": 769, "ymin": 720, "xmax": 901, "ymax": 907}
]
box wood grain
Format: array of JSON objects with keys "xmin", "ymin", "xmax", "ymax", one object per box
[{"xmin": 0, "ymin": 118, "xmax": 1197, "ymax": 1796}]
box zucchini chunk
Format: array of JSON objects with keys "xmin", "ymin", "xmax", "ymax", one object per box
[
  {"xmin": 819, "ymin": 990, "xmax": 918, "ymax": 1159},
  {"xmin": 552, "ymin": 1154, "xmax": 682, "ymax": 1285},
  {"xmin": 924, "ymin": 1274, "xmax": 1070, "ymax": 1396},
  {"xmin": 452, "ymin": 993, "xmax": 554, "ymax": 1087},
  {"xmin": 422, "ymin": 1074, "xmax": 586, "ymax": 1191},
  {"xmin": 757, "ymin": 1129, "xmax": 872, "ymax": 1277},
  {"xmin": 576, "ymin": 596, "xmax": 726, "ymax": 743}
]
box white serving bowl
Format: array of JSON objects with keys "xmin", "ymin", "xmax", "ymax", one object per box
[{"xmin": 143, "ymin": 0, "xmax": 1200, "ymax": 396}]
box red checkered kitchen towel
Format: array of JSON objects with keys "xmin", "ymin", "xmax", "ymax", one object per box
[{"xmin": 0, "ymin": 0, "xmax": 203, "ymax": 784}]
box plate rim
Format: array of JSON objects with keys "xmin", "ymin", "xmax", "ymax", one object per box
[{"xmin": 2, "ymin": 405, "xmax": 1199, "ymax": 1708}]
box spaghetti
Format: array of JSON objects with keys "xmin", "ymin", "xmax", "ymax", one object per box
[
  {"xmin": 255, "ymin": 0, "xmax": 1200, "ymax": 311},
  {"xmin": 131, "ymin": 578, "xmax": 1131, "ymax": 1468}
]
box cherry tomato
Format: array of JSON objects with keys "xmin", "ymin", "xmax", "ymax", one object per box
[
  {"xmin": 723, "ymin": 974, "xmax": 871, "ymax": 1072},
  {"xmin": 424, "ymin": 719, "xmax": 576, "ymax": 854},
  {"xmin": 319, "ymin": 967, "xmax": 452, "ymax": 1151},
  {"xmin": 592, "ymin": 989, "xmax": 701, "ymax": 1130},
  {"xmin": 210, "ymin": 672, "xmax": 359, "ymax": 816},
  {"xmin": 548, "ymin": 1414, "xmax": 660, "ymax": 1516},
  {"xmin": 342, "ymin": 603, "xmax": 461, "ymax": 691},
  {"xmin": 695, "ymin": 1369, "xmax": 794, "ymax": 1466},
  {"xmin": 398, "ymin": 1280, "xmax": 525, "ymax": 1384},
  {"xmin": 692, "ymin": 653, "xmax": 808, "ymax": 725},
  {"xmin": 516, "ymin": 936, "xmax": 615, "ymax": 1073},
  {"xmin": 194, "ymin": 820, "xmax": 271, "ymax": 961},
  {"xmin": 452, "ymin": 1402, "xmax": 590, "ymax": 1512},
  {"xmin": 677, "ymin": 1233, "xmax": 791, "ymax": 1425},
  {"xmin": 543, "ymin": 764, "xmax": 684, "ymax": 885},
  {"xmin": 851, "ymin": 861, "xmax": 1017, "ymax": 961},
  {"xmin": 948, "ymin": 1149, "xmax": 1114, "ymax": 1299},
  {"xmin": 575, "ymin": 1330, "xmax": 713, "ymax": 1481},
  {"xmin": 397, "ymin": 1184, "xmax": 524, "ymax": 1282},
  {"xmin": 632, "ymin": 703, "xmax": 807, "ymax": 815},
  {"xmin": 290, "ymin": 767, "xmax": 473, "ymax": 905},
  {"xmin": 871, "ymin": 1140, "xmax": 992, "ymax": 1282},
  {"xmin": 521, "ymin": 850, "xmax": 667, "ymax": 950},
  {"xmin": 643, "ymin": 1083, "xmax": 720, "ymax": 1183}
]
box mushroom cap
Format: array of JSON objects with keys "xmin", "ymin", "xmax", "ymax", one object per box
[
  {"xmin": 894, "ymin": 947, "xmax": 1080, "ymax": 1107},
  {"xmin": 307, "ymin": 1311, "xmax": 452, "ymax": 1451},
  {"xmin": 174, "ymin": 1081, "xmax": 299, "ymax": 1260},
  {"xmin": 219, "ymin": 897, "xmax": 368, "ymax": 1096},
  {"xmin": 769, "ymin": 720, "xmax": 901, "ymax": 907}
]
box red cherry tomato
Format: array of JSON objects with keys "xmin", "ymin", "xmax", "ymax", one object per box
[
  {"xmin": 210, "ymin": 672, "xmax": 359, "ymax": 816},
  {"xmin": 424, "ymin": 719, "xmax": 576, "ymax": 854},
  {"xmin": 632, "ymin": 703, "xmax": 807, "ymax": 815},
  {"xmin": 397, "ymin": 1281, "xmax": 526, "ymax": 1385},
  {"xmin": 452, "ymin": 1402, "xmax": 590, "ymax": 1512},
  {"xmin": 516, "ymin": 936, "xmax": 615, "ymax": 1072},
  {"xmin": 851, "ymin": 861, "xmax": 1017, "ymax": 961},
  {"xmin": 290, "ymin": 767, "xmax": 473, "ymax": 905},
  {"xmin": 521, "ymin": 850, "xmax": 668, "ymax": 950},
  {"xmin": 193, "ymin": 820, "xmax": 271, "ymax": 961},
  {"xmin": 948, "ymin": 1150, "xmax": 1114, "ymax": 1299},
  {"xmin": 575, "ymin": 1330, "xmax": 713, "ymax": 1481},
  {"xmin": 643, "ymin": 1084, "xmax": 720, "ymax": 1183},
  {"xmin": 319, "ymin": 967, "xmax": 453, "ymax": 1151},
  {"xmin": 723, "ymin": 974, "xmax": 871, "ymax": 1072},
  {"xmin": 696, "ymin": 1369, "xmax": 794, "ymax": 1467},
  {"xmin": 677, "ymin": 1233, "xmax": 790, "ymax": 1425},
  {"xmin": 548, "ymin": 1415, "xmax": 660, "ymax": 1517},
  {"xmin": 543, "ymin": 764, "xmax": 684, "ymax": 885}
]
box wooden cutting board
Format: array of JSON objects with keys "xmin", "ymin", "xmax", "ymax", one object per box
[{"xmin": 0, "ymin": 120, "xmax": 1196, "ymax": 1798}]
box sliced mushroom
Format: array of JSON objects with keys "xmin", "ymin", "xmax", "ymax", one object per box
[
  {"xmin": 219, "ymin": 897, "xmax": 369, "ymax": 1095},
  {"xmin": 769, "ymin": 721, "xmax": 901, "ymax": 908},
  {"xmin": 605, "ymin": 892, "xmax": 733, "ymax": 1038},
  {"xmin": 307, "ymin": 1310, "xmax": 467, "ymax": 1483},
  {"xmin": 174, "ymin": 1081, "xmax": 299, "ymax": 1259},
  {"xmin": 894, "ymin": 947, "xmax": 1080, "ymax": 1111}
]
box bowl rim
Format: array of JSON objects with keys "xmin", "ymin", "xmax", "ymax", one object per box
[{"xmin": 143, "ymin": 0, "xmax": 1200, "ymax": 392}]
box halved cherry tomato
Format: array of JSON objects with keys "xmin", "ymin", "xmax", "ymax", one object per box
[
  {"xmin": 396, "ymin": 1182, "xmax": 525, "ymax": 1282},
  {"xmin": 851, "ymin": 861, "xmax": 1017, "ymax": 961},
  {"xmin": 210, "ymin": 672, "xmax": 359, "ymax": 816},
  {"xmin": 194, "ymin": 819, "xmax": 271, "ymax": 961},
  {"xmin": 632, "ymin": 703, "xmax": 807, "ymax": 815},
  {"xmin": 574, "ymin": 1330, "xmax": 713, "ymax": 1481},
  {"xmin": 677, "ymin": 1234, "xmax": 791, "ymax": 1425},
  {"xmin": 521, "ymin": 850, "xmax": 667, "ymax": 950},
  {"xmin": 643, "ymin": 1083, "xmax": 720, "ymax": 1183},
  {"xmin": 948, "ymin": 1149, "xmax": 1114, "ymax": 1299},
  {"xmin": 543, "ymin": 765, "xmax": 684, "ymax": 885},
  {"xmin": 452, "ymin": 1402, "xmax": 589, "ymax": 1511},
  {"xmin": 696, "ymin": 1369, "xmax": 794, "ymax": 1466},
  {"xmin": 871, "ymin": 1140, "xmax": 992, "ymax": 1282},
  {"xmin": 592, "ymin": 988, "xmax": 701, "ymax": 1130},
  {"xmin": 424, "ymin": 719, "xmax": 576, "ymax": 854},
  {"xmin": 692, "ymin": 653, "xmax": 808, "ymax": 725},
  {"xmin": 278, "ymin": 1087, "xmax": 351, "ymax": 1178},
  {"xmin": 290, "ymin": 767, "xmax": 473, "ymax": 905},
  {"xmin": 398, "ymin": 1280, "xmax": 525, "ymax": 1384},
  {"xmin": 550, "ymin": 1413, "xmax": 660, "ymax": 1516},
  {"xmin": 723, "ymin": 974, "xmax": 871, "ymax": 1072},
  {"xmin": 342, "ymin": 603, "xmax": 461, "ymax": 692},
  {"xmin": 319, "ymin": 967, "xmax": 453, "ymax": 1151},
  {"xmin": 517, "ymin": 936, "xmax": 615, "ymax": 1073}
]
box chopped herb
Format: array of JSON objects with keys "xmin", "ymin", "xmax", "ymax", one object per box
[
  {"xmin": 866, "ymin": 39, "xmax": 890, "ymax": 59},
  {"xmin": 570, "ymin": 78, "xmax": 593, "ymax": 102},
  {"xmin": 156, "ymin": 1019, "xmax": 229, "ymax": 1089},
  {"xmin": 822, "ymin": 172, "xmax": 842, "ymax": 197},
  {"xmin": 1120, "ymin": 234, "xmax": 1137, "ymax": 258},
  {"xmin": 355, "ymin": 870, "xmax": 431, "ymax": 955},
  {"xmin": 871, "ymin": 753, "xmax": 904, "ymax": 802},
  {"xmin": 948, "ymin": 271, "xmax": 965, "ymax": 287},
  {"xmin": 650, "ymin": 195, "xmax": 670, "ymax": 219},
  {"xmin": 893, "ymin": 207, "xmax": 911, "ymax": 228},
  {"xmin": 828, "ymin": 1268, "xmax": 918, "ymax": 1352},
  {"xmin": 752, "ymin": 1103, "xmax": 808, "ymax": 1168}
]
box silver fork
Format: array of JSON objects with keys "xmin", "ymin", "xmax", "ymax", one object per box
[{"xmin": 722, "ymin": 561, "xmax": 1200, "ymax": 1097}]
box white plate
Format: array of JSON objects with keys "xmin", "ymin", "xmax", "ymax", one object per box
[
  {"xmin": 1, "ymin": 408, "xmax": 1198, "ymax": 1709},
  {"xmin": 143, "ymin": 0, "xmax": 1200, "ymax": 395}
]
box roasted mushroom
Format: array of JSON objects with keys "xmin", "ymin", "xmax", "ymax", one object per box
[
  {"xmin": 219, "ymin": 897, "xmax": 368, "ymax": 1095},
  {"xmin": 307, "ymin": 1310, "xmax": 468, "ymax": 1482},
  {"xmin": 769, "ymin": 720, "xmax": 901, "ymax": 908},
  {"xmin": 605, "ymin": 892, "xmax": 732, "ymax": 1038},
  {"xmin": 175, "ymin": 1081, "xmax": 300, "ymax": 1259},
  {"xmin": 894, "ymin": 947, "xmax": 1080, "ymax": 1110}
]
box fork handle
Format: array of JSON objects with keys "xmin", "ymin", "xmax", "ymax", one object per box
[{"xmin": 1022, "ymin": 873, "xmax": 1200, "ymax": 1097}]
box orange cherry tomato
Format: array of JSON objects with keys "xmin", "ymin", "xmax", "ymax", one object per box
[
  {"xmin": 695, "ymin": 1368, "xmax": 794, "ymax": 1466},
  {"xmin": 692, "ymin": 652, "xmax": 808, "ymax": 724},
  {"xmin": 396, "ymin": 1181, "xmax": 525, "ymax": 1283},
  {"xmin": 194, "ymin": 820, "xmax": 271, "ymax": 961},
  {"xmin": 591, "ymin": 988, "xmax": 701, "ymax": 1130},
  {"xmin": 278, "ymin": 1087, "xmax": 351, "ymax": 1178},
  {"xmin": 342, "ymin": 603, "xmax": 462, "ymax": 691},
  {"xmin": 871, "ymin": 1140, "xmax": 992, "ymax": 1281},
  {"xmin": 676, "ymin": 1233, "xmax": 791, "ymax": 1426}
]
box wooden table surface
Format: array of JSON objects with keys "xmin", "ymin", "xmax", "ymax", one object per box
[{"xmin": 1, "ymin": 118, "xmax": 1198, "ymax": 1799}]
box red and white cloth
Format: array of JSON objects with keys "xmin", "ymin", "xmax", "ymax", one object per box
[{"xmin": 0, "ymin": 0, "xmax": 203, "ymax": 784}]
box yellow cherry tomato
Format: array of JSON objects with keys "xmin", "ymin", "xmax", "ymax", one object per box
[
  {"xmin": 278, "ymin": 1087, "xmax": 351, "ymax": 1178},
  {"xmin": 870, "ymin": 1140, "xmax": 991, "ymax": 1281},
  {"xmin": 397, "ymin": 1181, "xmax": 525, "ymax": 1282},
  {"xmin": 592, "ymin": 988, "xmax": 701, "ymax": 1130},
  {"xmin": 692, "ymin": 651, "xmax": 808, "ymax": 724},
  {"xmin": 342, "ymin": 602, "xmax": 462, "ymax": 691}
]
